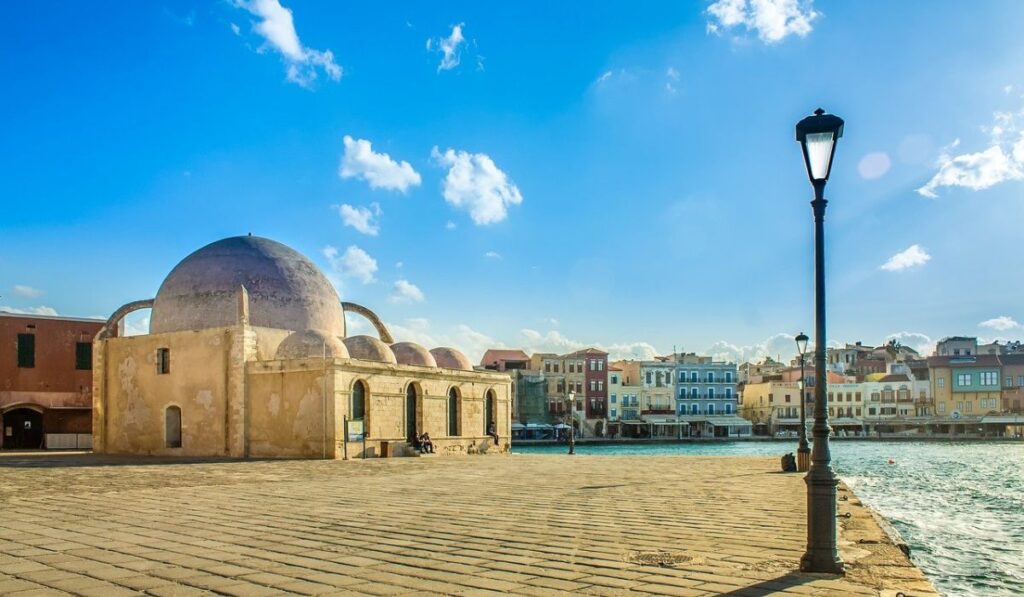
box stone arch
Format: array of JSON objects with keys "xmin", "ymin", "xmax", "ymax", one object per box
[
  {"xmin": 96, "ymin": 299, "xmax": 155, "ymax": 340},
  {"xmin": 341, "ymin": 302, "xmax": 394, "ymax": 343}
]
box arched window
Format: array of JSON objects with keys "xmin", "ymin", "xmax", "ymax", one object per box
[
  {"xmin": 707, "ymin": 403, "xmax": 716, "ymax": 415},
  {"xmin": 725, "ymin": 404, "xmax": 733, "ymax": 414},
  {"xmin": 707, "ymin": 387, "xmax": 715, "ymax": 400},
  {"xmin": 165, "ymin": 406, "xmax": 182, "ymax": 448},
  {"xmin": 484, "ymin": 389, "xmax": 497, "ymax": 434},
  {"xmin": 351, "ymin": 380, "xmax": 367, "ymax": 421},
  {"xmin": 707, "ymin": 371, "xmax": 714, "ymax": 383},
  {"xmin": 691, "ymin": 404, "xmax": 699, "ymax": 415},
  {"xmin": 691, "ymin": 387, "xmax": 698, "ymax": 399},
  {"xmin": 447, "ymin": 387, "xmax": 460, "ymax": 436}
]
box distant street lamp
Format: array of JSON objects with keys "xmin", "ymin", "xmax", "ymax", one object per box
[
  {"xmin": 796, "ymin": 108, "xmax": 845, "ymax": 575},
  {"xmin": 568, "ymin": 391, "xmax": 576, "ymax": 455},
  {"xmin": 795, "ymin": 332, "xmax": 810, "ymax": 472}
]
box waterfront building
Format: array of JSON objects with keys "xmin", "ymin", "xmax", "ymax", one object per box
[
  {"xmin": 928, "ymin": 353, "xmax": 1002, "ymax": 434},
  {"xmin": 738, "ymin": 356, "xmax": 786, "ymax": 384},
  {"xmin": 935, "ymin": 336, "xmax": 977, "ymax": 357},
  {"xmin": 92, "ymin": 236, "xmax": 511, "ymax": 458},
  {"xmin": 639, "ymin": 358, "xmax": 675, "ymax": 438},
  {"xmin": 826, "ymin": 342, "xmax": 874, "ymax": 375},
  {"xmin": 739, "ymin": 379, "xmax": 802, "ymax": 435},
  {"xmin": 860, "ymin": 365, "xmax": 932, "ymax": 434},
  {"xmin": 827, "ymin": 382, "xmax": 865, "ymax": 434},
  {"xmin": 527, "ymin": 348, "xmax": 608, "ymax": 436},
  {"xmin": 0, "ymin": 312, "xmax": 103, "ymax": 449}
]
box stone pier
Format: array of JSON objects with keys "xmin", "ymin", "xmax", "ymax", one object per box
[{"xmin": 0, "ymin": 453, "xmax": 936, "ymax": 596}]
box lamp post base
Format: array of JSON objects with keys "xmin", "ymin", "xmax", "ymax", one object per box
[{"xmin": 801, "ymin": 470, "xmax": 845, "ymax": 574}]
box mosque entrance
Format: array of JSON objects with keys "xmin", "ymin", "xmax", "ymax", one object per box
[
  {"xmin": 405, "ymin": 385, "xmax": 419, "ymax": 442},
  {"xmin": 2, "ymin": 408, "xmax": 44, "ymax": 450}
]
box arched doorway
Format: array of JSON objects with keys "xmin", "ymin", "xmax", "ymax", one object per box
[
  {"xmin": 2, "ymin": 408, "xmax": 44, "ymax": 450},
  {"xmin": 484, "ymin": 390, "xmax": 497, "ymax": 434},
  {"xmin": 406, "ymin": 384, "xmax": 420, "ymax": 442}
]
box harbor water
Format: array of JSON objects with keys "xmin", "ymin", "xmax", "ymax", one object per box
[{"xmin": 514, "ymin": 440, "xmax": 1024, "ymax": 596}]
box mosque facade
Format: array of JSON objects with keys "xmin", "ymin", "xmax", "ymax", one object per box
[{"xmin": 92, "ymin": 236, "xmax": 512, "ymax": 458}]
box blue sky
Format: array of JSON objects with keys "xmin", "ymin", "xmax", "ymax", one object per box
[{"xmin": 3, "ymin": 0, "xmax": 1024, "ymax": 363}]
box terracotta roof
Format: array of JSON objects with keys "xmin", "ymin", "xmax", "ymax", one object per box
[
  {"xmin": 562, "ymin": 347, "xmax": 608, "ymax": 358},
  {"xmin": 608, "ymin": 366, "xmax": 623, "ymax": 371},
  {"xmin": 479, "ymin": 349, "xmax": 530, "ymax": 365}
]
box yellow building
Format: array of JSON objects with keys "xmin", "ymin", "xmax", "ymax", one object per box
[
  {"xmin": 93, "ymin": 236, "xmax": 511, "ymax": 459},
  {"xmin": 928, "ymin": 354, "xmax": 1002, "ymax": 433},
  {"xmin": 739, "ymin": 380, "xmax": 802, "ymax": 434}
]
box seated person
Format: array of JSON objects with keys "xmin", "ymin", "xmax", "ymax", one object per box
[
  {"xmin": 418, "ymin": 432, "xmax": 435, "ymax": 454},
  {"xmin": 487, "ymin": 421, "xmax": 500, "ymax": 445}
]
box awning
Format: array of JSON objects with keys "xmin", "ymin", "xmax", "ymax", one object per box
[
  {"xmin": 511, "ymin": 423, "xmax": 526, "ymax": 430},
  {"xmin": 552, "ymin": 423, "xmax": 570, "ymax": 429},
  {"xmin": 676, "ymin": 416, "xmax": 709, "ymax": 423},
  {"xmin": 706, "ymin": 416, "xmax": 753, "ymax": 427},
  {"xmin": 525, "ymin": 423, "xmax": 553, "ymax": 429},
  {"xmin": 981, "ymin": 415, "xmax": 1024, "ymax": 424},
  {"xmin": 621, "ymin": 419, "xmax": 646, "ymax": 425},
  {"xmin": 643, "ymin": 417, "xmax": 683, "ymax": 425}
]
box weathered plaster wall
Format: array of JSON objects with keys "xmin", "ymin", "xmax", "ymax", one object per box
[
  {"xmin": 97, "ymin": 327, "xmax": 232, "ymax": 456},
  {"xmin": 246, "ymin": 359, "xmax": 336, "ymax": 458}
]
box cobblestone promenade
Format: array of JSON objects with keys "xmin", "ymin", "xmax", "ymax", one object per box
[{"xmin": 0, "ymin": 452, "xmax": 936, "ymax": 596}]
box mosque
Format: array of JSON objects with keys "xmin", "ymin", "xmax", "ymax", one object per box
[{"xmin": 91, "ymin": 235, "xmax": 511, "ymax": 458}]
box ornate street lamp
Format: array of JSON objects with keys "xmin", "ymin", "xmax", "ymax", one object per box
[
  {"xmin": 795, "ymin": 332, "xmax": 810, "ymax": 472},
  {"xmin": 568, "ymin": 391, "xmax": 576, "ymax": 455},
  {"xmin": 796, "ymin": 108, "xmax": 845, "ymax": 575}
]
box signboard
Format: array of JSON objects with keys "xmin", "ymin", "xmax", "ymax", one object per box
[
  {"xmin": 347, "ymin": 419, "xmax": 365, "ymax": 442},
  {"xmin": 951, "ymin": 410, "xmax": 961, "ymax": 420}
]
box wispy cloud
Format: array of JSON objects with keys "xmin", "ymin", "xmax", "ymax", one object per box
[
  {"xmin": 432, "ymin": 146, "xmax": 523, "ymax": 225},
  {"xmin": 979, "ymin": 315, "xmax": 1021, "ymax": 331},
  {"xmin": 232, "ymin": 0, "xmax": 341, "ymax": 88},
  {"xmin": 918, "ymin": 106, "xmax": 1024, "ymax": 197},
  {"xmin": 427, "ymin": 23, "xmax": 466, "ymax": 72},
  {"xmin": 706, "ymin": 0, "xmax": 818, "ymax": 44},
  {"xmin": 704, "ymin": 332, "xmax": 801, "ymax": 364},
  {"xmin": 665, "ymin": 66, "xmax": 680, "ymax": 94},
  {"xmin": 484, "ymin": 251, "xmax": 502, "ymax": 260},
  {"xmin": 339, "ymin": 136, "xmax": 421, "ymax": 192},
  {"xmin": 0, "ymin": 305, "xmax": 58, "ymax": 316},
  {"xmin": 885, "ymin": 331, "xmax": 934, "ymax": 355},
  {"xmin": 880, "ymin": 244, "xmax": 931, "ymax": 272},
  {"xmin": 12, "ymin": 285, "xmax": 43, "ymax": 298},
  {"xmin": 334, "ymin": 203, "xmax": 381, "ymax": 236},
  {"xmin": 323, "ymin": 245, "xmax": 378, "ymax": 284},
  {"xmin": 445, "ymin": 220, "xmax": 457, "ymax": 231},
  {"xmin": 520, "ymin": 329, "xmax": 661, "ymax": 362},
  {"xmin": 389, "ymin": 279, "xmax": 425, "ymax": 303}
]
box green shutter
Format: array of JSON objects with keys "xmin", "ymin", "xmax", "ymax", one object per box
[
  {"xmin": 17, "ymin": 334, "xmax": 35, "ymax": 368},
  {"xmin": 76, "ymin": 342, "xmax": 92, "ymax": 370}
]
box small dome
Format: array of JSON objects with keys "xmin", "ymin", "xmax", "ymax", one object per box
[
  {"xmin": 151, "ymin": 236, "xmax": 345, "ymax": 335},
  {"xmin": 391, "ymin": 342, "xmax": 437, "ymax": 368},
  {"xmin": 430, "ymin": 347, "xmax": 472, "ymax": 371},
  {"xmin": 344, "ymin": 335, "xmax": 397, "ymax": 364},
  {"xmin": 275, "ymin": 329, "xmax": 349, "ymax": 360}
]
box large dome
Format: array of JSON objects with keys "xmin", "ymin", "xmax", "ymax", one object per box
[{"xmin": 150, "ymin": 236, "xmax": 346, "ymax": 335}]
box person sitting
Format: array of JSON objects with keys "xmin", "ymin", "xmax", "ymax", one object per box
[
  {"xmin": 487, "ymin": 421, "xmax": 500, "ymax": 445},
  {"xmin": 418, "ymin": 432, "xmax": 435, "ymax": 454}
]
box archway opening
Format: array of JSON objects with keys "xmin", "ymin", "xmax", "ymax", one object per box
[
  {"xmin": 406, "ymin": 384, "xmax": 420, "ymax": 442},
  {"xmin": 447, "ymin": 387, "xmax": 460, "ymax": 437},
  {"xmin": 165, "ymin": 406, "xmax": 182, "ymax": 448},
  {"xmin": 2, "ymin": 408, "xmax": 43, "ymax": 450},
  {"xmin": 484, "ymin": 390, "xmax": 497, "ymax": 435}
]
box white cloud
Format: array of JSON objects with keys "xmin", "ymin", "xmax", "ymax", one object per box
[
  {"xmin": 704, "ymin": 333, "xmax": 801, "ymax": 364},
  {"xmin": 884, "ymin": 331, "xmax": 934, "ymax": 355},
  {"xmin": 520, "ymin": 329, "xmax": 660, "ymax": 362},
  {"xmin": 123, "ymin": 313, "xmax": 151, "ymax": 337},
  {"xmin": 339, "ymin": 136, "xmax": 421, "ymax": 192},
  {"xmin": 0, "ymin": 305, "xmax": 58, "ymax": 316},
  {"xmin": 706, "ymin": 0, "xmax": 818, "ymax": 44},
  {"xmin": 427, "ymin": 23, "xmax": 466, "ymax": 72},
  {"xmin": 918, "ymin": 105, "xmax": 1024, "ymax": 197},
  {"xmin": 979, "ymin": 316, "xmax": 1021, "ymax": 331},
  {"xmin": 12, "ymin": 285, "xmax": 43, "ymax": 298},
  {"xmin": 233, "ymin": 0, "xmax": 341, "ymax": 88},
  {"xmin": 432, "ymin": 146, "xmax": 523, "ymax": 225},
  {"xmin": 596, "ymin": 70, "xmax": 613, "ymax": 84},
  {"xmin": 230, "ymin": 22, "xmax": 241, "ymax": 36},
  {"xmin": 857, "ymin": 152, "xmax": 891, "ymax": 180},
  {"xmin": 880, "ymin": 244, "xmax": 931, "ymax": 272},
  {"xmin": 484, "ymin": 251, "xmax": 502, "ymax": 260},
  {"xmin": 389, "ymin": 279, "xmax": 425, "ymax": 304},
  {"xmin": 323, "ymin": 245, "xmax": 377, "ymax": 284},
  {"xmin": 445, "ymin": 220, "xmax": 457, "ymax": 230},
  {"xmin": 334, "ymin": 203, "xmax": 380, "ymax": 236}
]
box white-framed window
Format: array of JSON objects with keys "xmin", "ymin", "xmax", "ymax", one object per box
[
  {"xmin": 706, "ymin": 403, "xmax": 715, "ymax": 415},
  {"xmin": 937, "ymin": 403, "xmax": 946, "ymax": 414},
  {"xmin": 610, "ymin": 408, "xmax": 617, "ymax": 419},
  {"xmin": 610, "ymin": 394, "xmax": 617, "ymax": 404},
  {"xmin": 1007, "ymin": 376, "xmax": 1014, "ymax": 387},
  {"xmin": 611, "ymin": 374, "xmax": 619, "ymax": 384},
  {"xmin": 725, "ymin": 404, "xmax": 733, "ymax": 414},
  {"xmin": 980, "ymin": 371, "xmax": 997, "ymax": 386},
  {"xmin": 725, "ymin": 388, "xmax": 733, "ymax": 400},
  {"xmin": 707, "ymin": 388, "xmax": 715, "ymax": 400},
  {"xmin": 598, "ymin": 381, "xmax": 604, "ymax": 391},
  {"xmin": 691, "ymin": 372, "xmax": 698, "ymax": 383},
  {"xmin": 937, "ymin": 377, "xmax": 945, "ymax": 388},
  {"xmin": 957, "ymin": 373, "xmax": 972, "ymax": 386},
  {"xmin": 706, "ymin": 371, "xmax": 714, "ymax": 383},
  {"xmin": 691, "ymin": 404, "xmax": 699, "ymax": 414},
  {"xmin": 691, "ymin": 388, "xmax": 698, "ymax": 399},
  {"xmin": 598, "ymin": 361, "xmax": 604, "ymax": 371},
  {"xmin": 679, "ymin": 371, "xmax": 686, "ymax": 382}
]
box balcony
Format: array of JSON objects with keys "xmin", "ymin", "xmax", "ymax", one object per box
[{"xmin": 641, "ymin": 408, "xmax": 675, "ymax": 415}]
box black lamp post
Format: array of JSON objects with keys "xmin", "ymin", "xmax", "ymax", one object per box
[
  {"xmin": 796, "ymin": 108, "xmax": 845, "ymax": 574},
  {"xmin": 795, "ymin": 332, "xmax": 810, "ymax": 472},
  {"xmin": 568, "ymin": 390, "xmax": 576, "ymax": 455}
]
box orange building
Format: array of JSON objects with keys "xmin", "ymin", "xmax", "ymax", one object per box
[{"xmin": 1, "ymin": 312, "xmax": 104, "ymax": 449}]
